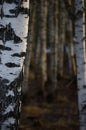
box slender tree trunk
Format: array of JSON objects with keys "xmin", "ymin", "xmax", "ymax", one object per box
[
  {"xmin": 74, "ymin": 0, "xmax": 86, "ymax": 129},
  {"xmin": 34, "ymin": 1, "xmax": 42, "ymax": 73},
  {"xmin": 40, "ymin": 0, "xmax": 47, "ymax": 96},
  {"xmin": 63, "ymin": 0, "xmax": 76, "ymax": 78},
  {"xmin": 22, "ymin": 0, "xmax": 36, "ymax": 94},
  {"xmin": 69, "ymin": 0, "xmax": 76, "ymax": 77},
  {"xmin": 0, "ymin": 0, "xmax": 29, "ymax": 129},
  {"xmin": 30, "ymin": 1, "xmax": 38, "ymax": 70},
  {"xmin": 65, "ymin": 12, "xmax": 76, "ymax": 77},
  {"xmin": 69, "ymin": 21, "xmax": 76, "ymax": 77},
  {"xmin": 58, "ymin": 0, "xmax": 66, "ymax": 78},
  {"xmin": 47, "ymin": 0, "xmax": 56, "ymax": 94},
  {"xmin": 50, "ymin": 0, "xmax": 58, "ymax": 91}
]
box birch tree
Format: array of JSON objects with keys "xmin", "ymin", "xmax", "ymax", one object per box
[
  {"xmin": 0, "ymin": 0, "xmax": 29, "ymax": 129},
  {"xmin": 74, "ymin": 0, "xmax": 86, "ymax": 129}
]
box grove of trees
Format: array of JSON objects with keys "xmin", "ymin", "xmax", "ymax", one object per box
[
  {"xmin": 0, "ymin": 0, "xmax": 86, "ymax": 130},
  {"xmin": 25, "ymin": 0, "xmax": 86, "ymax": 130}
]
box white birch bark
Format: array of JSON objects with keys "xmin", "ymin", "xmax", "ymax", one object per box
[
  {"xmin": 74, "ymin": 0, "xmax": 86, "ymax": 129},
  {"xmin": 0, "ymin": 0, "xmax": 29, "ymax": 129}
]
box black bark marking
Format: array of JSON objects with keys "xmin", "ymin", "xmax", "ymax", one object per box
[
  {"xmin": 5, "ymin": 62, "xmax": 20, "ymax": 67},
  {"xmin": 9, "ymin": 7, "xmax": 29, "ymax": 16},
  {"xmin": 5, "ymin": 0, "xmax": 13, "ymax": 3},
  {"xmin": 83, "ymin": 85, "xmax": 86, "ymax": 88},
  {"xmin": 0, "ymin": 8, "xmax": 4, "ymax": 19},
  {"xmin": 0, "ymin": 58, "xmax": 1, "ymax": 64},
  {"xmin": 78, "ymin": 78, "xmax": 81, "ymax": 80},
  {"xmin": 2, "ymin": 79, "xmax": 9, "ymax": 84},
  {"xmin": 19, "ymin": 7, "xmax": 29, "ymax": 15},
  {"xmin": 0, "ymin": 0, "xmax": 27, "ymax": 18},
  {"xmin": 76, "ymin": 10, "xmax": 83, "ymax": 16},
  {"xmin": 81, "ymin": 105, "xmax": 86, "ymax": 112},
  {"xmin": 14, "ymin": 34, "xmax": 22, "ymax": 43},
  {"xmin": 12, "ymin": 52, "xmax": 26, "ymax": 57},
  {"xmin": 0, "ymin": 45, "xmax": 12, "ymax": 51},
  {"xmin": 0, "ymin": 23, "xmax": 22, "ymax": 44},
  {"xmin": 5, "ymin": 0, "xmax": 22, "ymax": 4},
  {"xmin": 10, "ymin": 73, "xmax": 16, "ymax": 75},
  {"xmin": 75, "ymin": 10, "xmax": 83, "ymax": 20}
]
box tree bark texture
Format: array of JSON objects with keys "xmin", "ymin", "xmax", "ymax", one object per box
[
  {"xmin": 0, "ymin": 0, "xmax": 29, "ymax": 129},
  {"xmin": 22, "ymin": 0, "xmax": 34, "ymax": 95},
  {"xmin": 74, "ymin": 0, "xmax": 86, "ymax": 129}
]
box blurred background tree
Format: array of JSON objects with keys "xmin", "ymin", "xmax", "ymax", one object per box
[
  {"xmin": 21, "ymin": 0, "xmax": 86, "ymax": 130},
  {"xmin": 23, "ymin": 0, "xmax": 76, "ymax": 102}
]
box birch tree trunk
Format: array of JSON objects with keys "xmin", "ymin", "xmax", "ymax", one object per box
[
  {"xmin": 74, "ymin": 0, "xmax": 86, "ymax": 129},
  {"xmin": 0, "ymin": 0, "xmax": 29, "ymax": 129}
]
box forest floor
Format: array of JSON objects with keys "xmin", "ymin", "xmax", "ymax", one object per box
[{"xmin": 19, "ymin": 71, "xmax": 80, "ymax": 130}]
